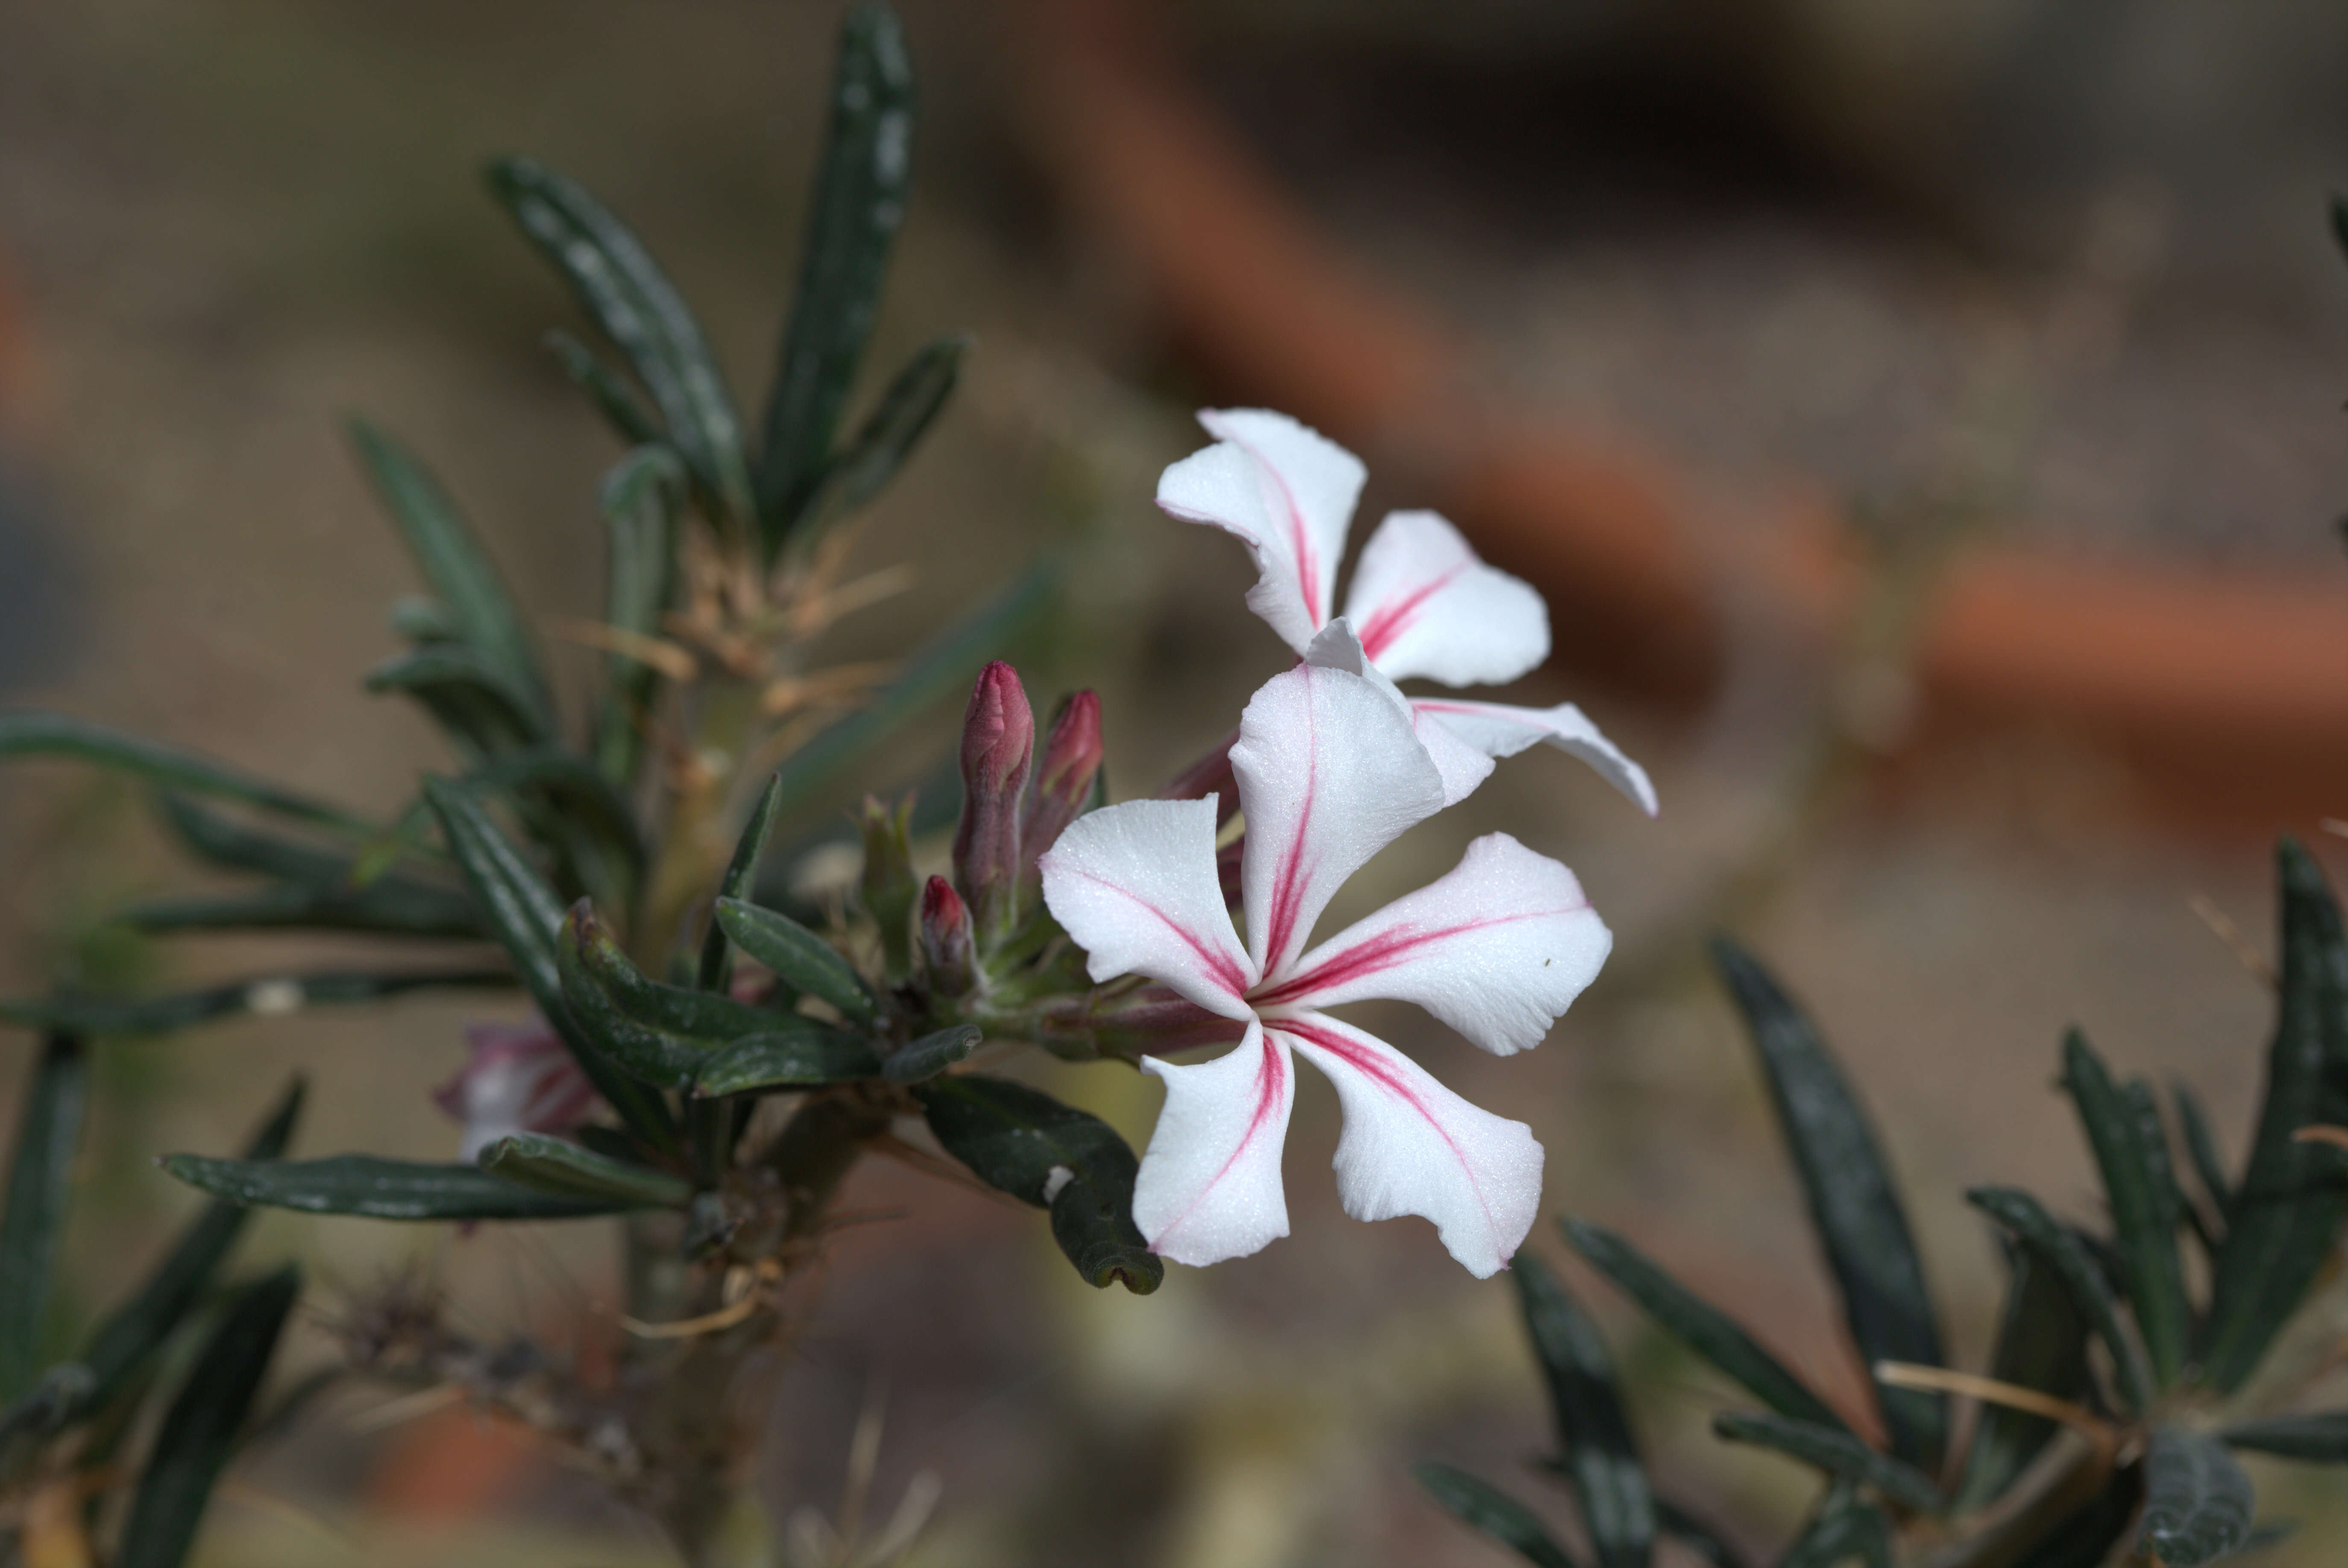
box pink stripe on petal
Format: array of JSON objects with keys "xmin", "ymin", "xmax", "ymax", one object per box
[
  {"xmin": 1340, "ymin": 511, "xmax": 1550, "ymax": 688},
  {"xmin": 1355, "ymin": 563, "xmax": 1464, "ymax": 662},
  {"xmin": 1133, "ymin": 1022, "xmax": 1295, "ymax": 1267},
  {"xmin": 1041, "ymin": 797, "xmax": 1258, "ymax": 1020}
]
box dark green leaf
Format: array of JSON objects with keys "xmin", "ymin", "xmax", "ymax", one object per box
[
  {"xmin": 0, "ymin": 969, "xmax": 509, "ymax": 1038},
  {"xmin": 115, "ymin": 1266, "xmax": 301, "ymax": 1568},
  {"xmin": 477, "ymin": 1133, "xmax": 692, "ymax": 1208},
  {"xmin": 422, "ymin": 778, "xmax": 675, "ymax": 1150},
  {"xmin": 883, "ymin": 1024, "xmax": 980, "ymax": 1086},
  {"xmin": 2175, "ymin": 1079, "xmax": 2234, "ymax": 1230},
  {"xmin": 2139, "ymin": 1426, "xmax": 2256, "ymax": 1567},
  {"xmin": 1966, "ymin": 1186, "xmax": 2152, "ymax": 1415},
  {"xmin": 2201, "ymin": 839, "xmax": 2348, "ymax": 1392},
  {"xmin": 763, "ymin": 561, "xmax": 1056, "ymax": 818},
  {"xmin": 366, "ymin": 645, "xmax": 548, "ymax": 756},
  {"xmin": 1713, "ymin": 1412, "xmax": 1944, "ymax": 1515},
  {"xmin": 161, "ymin": 1154, "xmax": 622, "ymax": 1220},
  {"xmin": 1412, "ymin": 1462, "xmax": 1580, "ymax": 1568},
  {"xmin": 714, "ymin": 897, "xmax": 877, "ymax": 1024},
  {"xmin": 1711, "ymin": 939, "xmax": 1946, "ymax": 1472},
  {"xmin": 699, "ymin": 774, "xmax": 786, "ymax": 992},
  {"xmin": 77, "ymin": 1079, "xmax": 302, "ymax": 1414},
  {"xmin": 1560, "ymin": 1217, "xmax": 1851, "ymax": 1437},
  {"xmin": 545, "ymin": 328, "xmax": 663, "ymax": 448},
  {"xmin": 2058, "ymin": 1030, "xmax": 2190, "ymax": 1388},
  {"xmin": 558, "ymin": 902, "xmax": 800, "ymax": 1090},
  {"xmin": 1954, "ymin": 1236, "xmax": 2092, "ymax": 1509},
  {"xmin": 917, "ymin": 1075, "xmax": 1159, "ymax": 1292},
  {"xmin": 1654, "ymin": 1501, "xmax": 1751, "ymax": 1568},
  {"xmin": 757, "ymin": 0, "xmax": 916, "ymax": 552},
  {"xmin": 593, "ymin": 446, "xmax": 684, "ymax": 789},
  {"xmin": 348, "ymin": 419, "xmax": 552, "ymax": 721},
  {"xmin": 0, "ymin": 713, "xmax": 373, "ymax": 837},
  {"xmin": 795, "ymin": 334, "xmax": 966, "ymax": 537},
  {"xmin": 0, "ymin": 1033, "xmax": 88, "ymax": 1401},
  {"xmin": 1774, "ymin": 1501, "xmax": 1893, "ymax": 1568},
  {"xmin": 1513, "ymin": 1253, "xmax": 1653, "ymax": 1568},
  {"xmin": 135, "ymin": 794, "xmax": 480, "ymax": 939},
  {"xmin": 2008, "ymin": 1467, "xmax": 2143, "ymax": 1568},
  {"xmin": 2222, "ymin": 1412, "xmax": 2348, "ymax": 1462},
  {"xmin": 0, "ymin": 1362, "xmax": 92, "ymax": 1451},
  {"xmin": 2330, "ymin": 193, "xmax": 2348, "ymax": 268},
  {"xmin": 463, "ymin": 749, "xmax": 648, "ymax": 887},
  {"xmin": 487, "ymin": 157, "xmax": 754, "ymax": 528},
  {"xmin": 694, "ymin": 1024, "xmax": 881, "ymax": 1095}
]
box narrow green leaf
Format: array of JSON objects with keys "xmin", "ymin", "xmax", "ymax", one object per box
[
  {"xmin": 2221, "ymin": 1412, "xmax": 2348, "ymax": 1461},
  {"xmin": 478, "ymin": 1133, "xmax": 691, "ymax": 1209},
  {"xmin": 1412, "ymin": 1462, "xmax": 1580, "ymax": 1568},
  {"xmin": 792, "ymin": 334, "xmax": 966, "ymax": 542},
  {"xmin": 1560, "ymin": 1217, "xmax": 1852, "ymax": 1437},
  {"xmin": 557, "ymin": 903, "xmax": 790, "ymax": 1090},
  {"xmin": 757, "ymin": 0, "xmax": 916, "ymax": 551},
  {"xmin": 115, "ymin": 1266, "xmax": 301, "ymax": 1568},
  {"xmin": 2138, "ymin": 1426, "xmax": 2256, "ymax": 1567},
  {"xmin": 1966, "ymin": 1186, "xmax": 2153, "ymax": 1415},
  {"xmin": 699, "ymin": 774, "xmax": 786, "ymax": 992},
  {"xmin": 0, "ymin": 1033, "xmax": 88, "ymax": 1401},
  {"xmin": 1713, "ymin": 1412, "xmax": 1946, "ymax": 1515},
  {"xmin": 1711, "ymin": 939, "xmax": 1946, "ymax": 1472},
  {"xmin": 593, "ymin": 446, "xmax": 684, "ymax": 790},
  {"xmin": 347, "ymin": 419, "xmax": 552, "ymax": 721},
  {"xmin": 2058, "ymin": 1031, "xmax": 2191, "ymax": 1388},
  {"xmin": 763, "ymin": 560, "xmax": 1056, "ymax": 818},
  {"xmin": 2174, "ymin": 1079, "xmax": 2234, "ymax": 1230},
  {"xmin": 77, "ymin": 1079, "xmax": 302, "ymax": 1414},
  {"xmin": 2202, "ymin": 839, "xmax": 2348, "ymax": 1391},
  {"xmin": 487, "ymin": 157, "xmax": 754, "ymax": 529},
  {"xmin": 0, "ymin": 969, "xmax": 509, "ymax": 1038},
  {"xmin": 0, "ymin": 713, "xmax": 373, "ymax": 837},
  {"xmin": 2008, "ymin": 1468, "xmax": 2143, "ymax": 1568},
  {"xmin": 422, "ymin": 778, "xmax": 676, "ymax": 1150},
  {"xmin": 693, "ymin": 1024, "xmax": 881, "ymax": 1095},
  {"xmin": 366, "ymin": 645, "xmax": 549, "ymax": 756},
  {"xmin": 1774, "ymin": 1502, "xmax": 1893, "ymax": 1568},
  {"xmin": 1654, "ymin": 1501, "xmax": 1751, "ymax": 1568},
  {"xmin": 0, "ymin": 1362, "xmax": 93, "ymax": 1451},
  {"xmin": 714, "ymin": 897, "xmax": 877, "ymax": 1025},
  {"xmin": 1513, "ymin": 1254, "xmax": 1654, "ymax": 1568},
  {"xmin": 138, "ymin": 794, "xmax": 480, "ymax": 938},
  {"xmin": 463, "ymin": 749, "xmax": 649, "ymax": 903},
  {"xmin": 882, "ymin": 1024, "xmax": 980, "ymax": 1086},
  {"xmin": 545, "ymin": 329, "xmax": 663, "ymax": 448},
  {"xmin": 1954, "ymin": 1236, "xmax": 2092, "ymax": 1510},
  {"xmin": 916, "ymin": 1075, "xmax": 1160, "ymax": 1292},
  {"xmin": 161, "ymin": 1154, "xmax": 622, "ymax": 1220}
]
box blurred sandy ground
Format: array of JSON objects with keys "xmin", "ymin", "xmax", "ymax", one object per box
[{"xmin": 0, "ymin": 1, "xmax": 2346, "ymax": 1564}]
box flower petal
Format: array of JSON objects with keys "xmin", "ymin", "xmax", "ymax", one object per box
[
  {"xmin": 1233, "ymin": 661, "xmax": 1447, "ymax": 979},
  {"xmin": 1134, "ymin": 1022, "xmax": 1295, "ymax": 1266},
  {"xmin": 1342, "ymin": 510, "xmax": 1550, "ymax": 686},
  {"xmin": 1304, "ymin": 620, "xmax": 1494, "ymax": 806},
  {"xmin": 1040, "ymin": 796, "xmax": 1257, "ymax": 1020},
  {"xmin": 1413, "ymin": 698, "xmax": 1659, "ymax": 816},
  {"xmin": 434, "ymin": 1018, "xmax": 601, "ymax": 1164},
  {"xmin": 1277, "ymin": 1014, "xmax": 1543, "ymax": 1277},
  {"xmin": 1156, "ymin": 408, "xmax": 1364, "ymax": 653},
  {"xmin": 1262, "ymin": 833, "xmax": 1611, "ymax": 1055}
]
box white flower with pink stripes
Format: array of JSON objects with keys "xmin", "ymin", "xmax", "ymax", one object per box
[
  {"xmin": 1158, "ymin": 408, "xmax": 1657, "ymax": 814},
  {"xmin": 1039, "ymin": 660, "xmax": 1612, "ymax": 1276}
]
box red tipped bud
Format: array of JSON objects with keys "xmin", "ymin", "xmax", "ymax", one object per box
[
  {"xmin": 920, "ymin": 875, "xmax": 975, "ymax": 996},
  {"xmin": 1021, "ymin": 690, "xmax": 1104, "ymax": 878},
  {"xmin": 952, "ymin": 661, "xmax": 1034, "ymax": 941},
  {"xmin": 859, "ymin": 794, "xmax": 918, "ymax": 982}
]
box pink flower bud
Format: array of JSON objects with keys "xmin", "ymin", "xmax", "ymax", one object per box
[
  {"xmin": 951, "ymin": 661, "xmax": 1033, "ymax": 941},
  {"xmin": 920, "ymin": 875, "xmax": 976, "ymax": 996},
  {"xmin": 1021, "ymin": 690, "xmax": 1103, "ymax": 878}
]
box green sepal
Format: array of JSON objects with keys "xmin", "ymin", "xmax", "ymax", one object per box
[
  {"xmin": 593, "ymin": 445, "xmax": 684, "ymax": 790},
  {"xmin": 347, "ymin": 418, "xmax": 553, "ymax": 722},
  {"xmin": 1966, "ymin": 1186, "xmax": 2153, "ymax": 1415},
  {"xmin": 2221, "ymin": 1412, "xmax": 2348, "ymax": 1462},
  {"xmin": 757, "ymin": 0, "xmax": 916, "ymax": 553},
  {"xmin": 0, "ymin": 712, "xmax": 373, "ymax": 837},
  {"xmin": 2201, "ymin": 838, "xmax": 2348, "ymax": 1392},
  {"xmin": 0, "ymin": 1033, "xmax": 88, "ymax": 1402},
  {"xmin": 714, "ymin": 896, "xmax": 878, "ymax": 1024},
  {"xmin": 0, "ymin": 969, "xmax": 510, "ymax": 1038},
  {"xmin": 477, "ymin": 1133, "xmax": 692, "ymax": 1209},
  {"xmin": 694, "ymin": 1024, "xmax": 881, "ymax": 1096},
  {"xmin": 882, "ymin": 1024, "xmax": 980, "ymax": 1086},
  {"xmin": 545, "ymin": 328, "xmax": 663, "ymax": 449},
  {"xmin": 699, "ymin": 774, "xmax": 786, "ymax": 992},
  {"xmin": 160, "ymin": 1154, "xmax": 623, "ymax": 1220},
  {"xmin": 1711, "ymin": 1412, "xmax": 1946, "ymax": 1515},
  {"xmin": 114, "ymin": 1266, "xmax": 301, "ymax": 1568},
  {"xmin": 1711, "ymin": 938, "xmax": 1946, "ymax": 1472},
  {"xmin": 1559, "ymin": 1217, "xmax": 1852, "ymax": 1437},
  {"xmin": 2058, "ymin": 1030, "xmax": 2190, "ymax": 1388},
  {"xmin": 916, "ymin": 1075, "xmax": 1159, "ymax": 1293},
  {"xmin": 1954, "ymin": 1236, "xmax": 2092, "ymax": 1509},
  {"xmin": 2138, "ymin": 1426, "xmax": 2256, "ymax": 1567},
  {"xmin": 1512, "ymin": 1252, "xmax": 1653, "ymax": 1568},
  {"xmin": 1412, "ymin": 1462, "xmax": 1580, "ymax": 1568}
]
